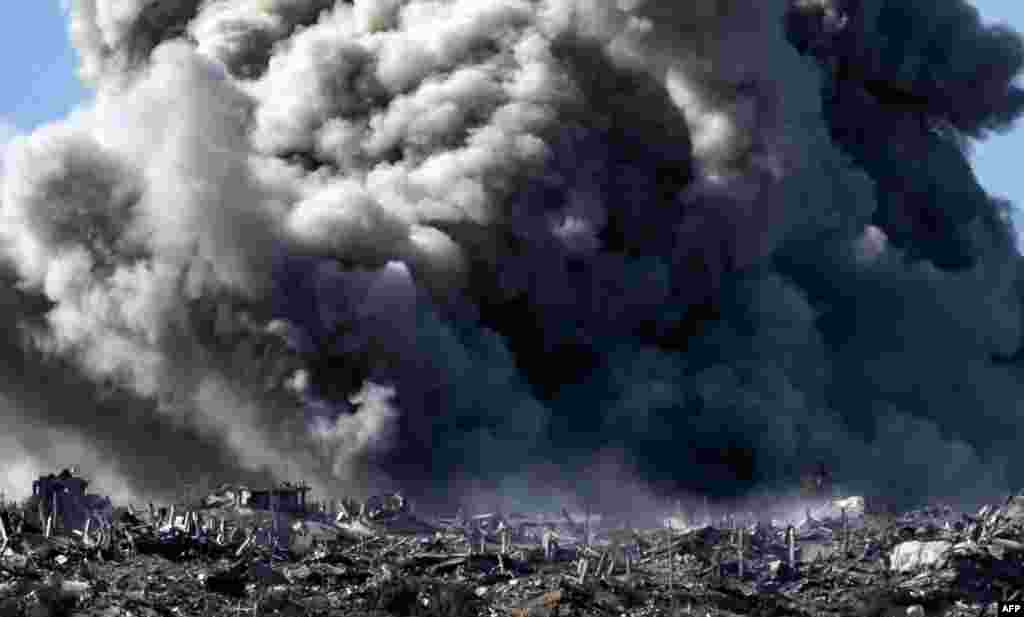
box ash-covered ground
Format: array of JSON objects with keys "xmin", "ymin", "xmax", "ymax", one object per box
[{"xmin": 3, "ymin": 483, "xmax": 1024, "ymax": 617}]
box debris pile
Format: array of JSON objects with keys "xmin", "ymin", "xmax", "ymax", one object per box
[{"xmin": 3, "ymin": 480, "xmax": 1024, "ymax": 616}]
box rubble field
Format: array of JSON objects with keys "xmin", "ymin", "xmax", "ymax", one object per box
[{"xmin": 2, "ymin": 489, "xmax": 1024, "ymax": 617}]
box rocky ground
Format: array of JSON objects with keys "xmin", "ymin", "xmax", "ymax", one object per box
[{"xmin": 1, "ymin": 493, "xmax": 1023, "ymax": 617}]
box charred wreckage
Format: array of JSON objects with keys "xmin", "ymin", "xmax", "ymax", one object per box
[{"xmin": 1, "ymin": 468, "xmax": 1024, "ymax": 616}]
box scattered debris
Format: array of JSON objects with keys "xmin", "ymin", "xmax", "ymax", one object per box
[{"xmin": 3, "ymin": 474, "xmax": 1024, "ymax": 616}]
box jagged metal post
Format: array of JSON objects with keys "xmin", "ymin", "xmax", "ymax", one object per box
[
  {"xmin": 787, "ymin": 525, "xmax": 797, "ymax": 572},
  {"xmin": 662, "ymin": 529, "xmax": 668, "ymax": 588},
  {"xmin": 663, "ymin": 523, "xmax": 671, "ymax": 597},
  {"xmin": 0, "ymin": 512, "xmax": 8, "ymax": 559},
  {"xmin": 101, "ymin": 520, "xmax": 112, "ymax": 552},
  {"xmin": 841, "ymin": 507, "xmax": 848, "ymax": 556},
  {"xmin": 667, "ymin": 525, "xmax": 674, "ymax": 597},
  {"xmin": 235, "ymin": 532, "xmax": 253, "ymax": 557},
  {"xmin": 272, "ymin": 492, "xmax": 279, "ymax": 548},
  {"xmin": 738, "ymin": 525, "xmax": 745, "ymax": 578}
]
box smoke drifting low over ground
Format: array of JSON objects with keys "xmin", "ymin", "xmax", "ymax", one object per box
[{"xmin": 3, "ymin": 0, "xmax": 1024, "ymax": 512}]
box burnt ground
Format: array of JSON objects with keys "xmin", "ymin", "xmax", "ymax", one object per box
[{"xmin": 1, "ymin": 494, "xmax": 1023, "ymax": 616}]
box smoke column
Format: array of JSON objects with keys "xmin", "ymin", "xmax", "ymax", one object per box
[{"xmin": 2, "ymin": 0, "xmax": 1024, "ymax": 512}]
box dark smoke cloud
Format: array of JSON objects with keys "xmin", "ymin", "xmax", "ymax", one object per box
[{"xmin": 2, "ymin": 0, "xmax": 1023, "ymax": 512}]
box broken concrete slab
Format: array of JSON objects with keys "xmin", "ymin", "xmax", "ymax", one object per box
[{"xmin": 890, "ymin": 540, "xmax": 953, "ymax": 572}]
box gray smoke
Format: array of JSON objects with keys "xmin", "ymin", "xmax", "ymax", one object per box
[{"xmin": 1, "ymin": 0, "xmax": 1023, "ymax": 512}]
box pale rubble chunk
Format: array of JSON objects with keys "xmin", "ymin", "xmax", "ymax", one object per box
[
  {"xmin": 1, "ymin": 547, "xmax": 27, "ymax": 568},
  {"xmin": 890, "ymin": 540, "xmax": 952, "ymax": 573},
  {"xmin": 1001, "ymin": 495, "xmax": 1024, "ymax": 521}
]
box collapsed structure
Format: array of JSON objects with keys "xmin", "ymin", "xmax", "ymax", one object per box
[
  {"xmin": 246, "ymin": 482, "xmax": 311, "ymax": 513},
  {"xmin": 29, "ymin": 468, "xmax": 111, "ymax": 536},
  {"xmin": 2, "ymin": 470, "xmax": 1024, "ymax": 617}
]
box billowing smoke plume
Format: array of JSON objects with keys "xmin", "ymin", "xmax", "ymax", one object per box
[{"xmin": 2, "ymin": 0, "xmax": 1024, "ymax": 512}]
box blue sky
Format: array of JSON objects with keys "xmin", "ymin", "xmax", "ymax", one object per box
[
  {"xmin": 0, "ymin": 3, "xmax": 89, "ymax": 133},
  {"xmin": 970, "ymin": 1, "xmax": 1024, "ymax": 246},
  {"xmin": 1, "ymin": 1, "xmax": 1023, "ymax": 242}
]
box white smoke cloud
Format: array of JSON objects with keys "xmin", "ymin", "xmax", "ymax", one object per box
[{"xmin": 316, "ymin": 382, "xmax": 399, "ymax": 463}]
